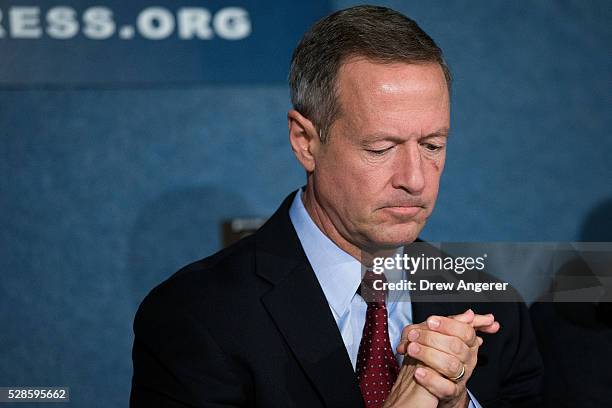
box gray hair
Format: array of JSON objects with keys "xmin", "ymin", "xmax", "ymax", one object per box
[{"xmin": 289, "ymin": 5, "xmax": 451, "ymax": 143}]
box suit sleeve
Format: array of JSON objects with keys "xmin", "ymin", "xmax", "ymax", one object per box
[
  {"xmin": 494, "ymin": 302, "xmax": 543, "ymax": 408},
  {"xmin": 129, "ymin": 286, "xmax": 251, "ymax": 407},
  {"xmin": 467, "ymin": 389, "xmax": 483, "ymax": 408}
]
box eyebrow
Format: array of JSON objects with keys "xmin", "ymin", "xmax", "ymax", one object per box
[
  {"xmin": 423, "ymin": 128, "xmax": 451, "ymax": 139},
  {"xmin": 361, "ymin": 128, "xmax": 451, "ymax": 144}
]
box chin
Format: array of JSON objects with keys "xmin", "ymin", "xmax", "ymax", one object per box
[{"xmin": 366, "ymin": 224, "xmax": 423, "ymax": 250}]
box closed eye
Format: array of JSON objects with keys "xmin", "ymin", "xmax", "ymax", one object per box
[
  {"xmin": 422, "ymin": 143, "xmax": 444, "ymax": 152},
  {"xmin": 366, "ymin": 147, "xmax": 393, "ymax": 155}
]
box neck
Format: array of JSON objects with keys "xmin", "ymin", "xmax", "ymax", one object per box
[{"xmin": 300, "ymin": 182, "xmax": 395, "ymax": 266}]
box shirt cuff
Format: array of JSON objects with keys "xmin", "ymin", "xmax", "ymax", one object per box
[{"xmin": 467, "ymin": 388, "xmax": 482, "ymax": 408}]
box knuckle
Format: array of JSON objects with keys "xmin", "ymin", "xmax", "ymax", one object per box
[
  {"xmin": 450, "ymin": 338, "xmax": 463, "ymax": 354},
  {"xmin": 401, "ymin": 325, "xmax": 414, "ymax": 339},
  {"xmin": 441, "ymin": 382, "xmax": 456, "ymax": 399},
  {"xmin": 446, "ymin": 357, "xmax": 461, "ymax": 375},
  {"xmin": 463, "ymin": 344, "xmax": 473, "ymax": 361},
  {"xmin": 421, "ymin": 331, "xmax": 435, "ymax": 347},
  {"xmin": 462, "ymin": 328, "xmax": 475, "ymax": 343}
]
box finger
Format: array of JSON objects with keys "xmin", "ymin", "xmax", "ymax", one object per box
[
  {"xmin": 394, "ymin": 363, "xmax": 413, "ymax": 384},
  {"xmin": 426, "ymin": 315, "xmax": 477, "ymax": 347},
  {"xmin": 397, "ymin": 322, "xmax": 428, "ymax": 354},
  {"xmin": 464, "ymin": 337, "xmax": 482, "ymax": 369},
  {"xmin": 471, "ymin": 313, "xmax": 494, "ymax": 328},
  {"xmin": 413, "ymin": 366, "xmax": 461, "ymax": 401},
  {"xmin": 406, "ymin": 341, "xmax": 464, "ymax": 379},
  {"xmin": 453, "ymin": 310, "xmax": 498, "ymax": 332},
  {"xmin": 450, "ymin": 309, "xmax": 474, "ymax": 324},
  {"xmin": 405, "ymin": 328, "xmax": 471, "ymax": 363},
  {"xmin": 477, "ymin": 321, "xmax": 501, "ymax": 334}
]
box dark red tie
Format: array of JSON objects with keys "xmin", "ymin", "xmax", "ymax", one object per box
[{"xmin": 356, "ymin": 271, "xmax": 400, "ymax": 408}]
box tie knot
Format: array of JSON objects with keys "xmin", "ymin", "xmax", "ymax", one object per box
[{"xmin": 359, "ymin": 270, "xmax": 387, "ymax": 304}]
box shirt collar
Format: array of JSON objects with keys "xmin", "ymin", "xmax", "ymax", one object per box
[{"xmin": 289, "ymin": 189, "xmax": 362, "ymax": 318}]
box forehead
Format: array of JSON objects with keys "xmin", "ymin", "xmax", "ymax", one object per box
[{"xmin": 334, "ymin": 58, "xmax": 449, "ymax": 136}]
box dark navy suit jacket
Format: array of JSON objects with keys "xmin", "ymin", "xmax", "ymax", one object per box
[{"xmin": 130, "ymin": 191, "xmax": 542, "ymax": 407}]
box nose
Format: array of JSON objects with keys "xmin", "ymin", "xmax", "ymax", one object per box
[{"xmin": 391, "ymin": 142, "xmax": 425, "ymax": 194}]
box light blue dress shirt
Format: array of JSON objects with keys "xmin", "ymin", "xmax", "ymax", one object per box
[{"xmin": 289, "ymin": 189, "xmax": 481, "ymax": 408}]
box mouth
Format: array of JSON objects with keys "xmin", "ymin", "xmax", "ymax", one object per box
[{"xmin": 381, "ymin": 206, "xmax": 423, "ymax": 218}]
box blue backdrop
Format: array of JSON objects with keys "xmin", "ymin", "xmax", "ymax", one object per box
[{"xmin": 1, "ymin": 1, "xmax": 610, "ymax": 407}]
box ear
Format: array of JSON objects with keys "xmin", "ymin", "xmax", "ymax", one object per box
[{"xmin": 288, "ymin": 109, "xmax": 320, "ymax": 173}]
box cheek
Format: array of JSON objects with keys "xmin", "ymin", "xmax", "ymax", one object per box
[
  {"xmin": 320, "ymin": 147, "xmax": 377, "ymax": 188},
  {"xmin": 327, "ymin": 168, "xmax": 378, "ymax": 208},
  {"xmin": 423, "ymin": 159, "xmax": 444, "ymax": 204},
  {"xmin": 316, "ymin": 153, "xmax": 386, "ymax": 216},
  {"xmin": 426, "ymin": 152, "xmax": 445, "ymax": 182},
  {"xmin": 425, "ymin": 150, "xmax": 445, "ymax": 173},
  {"xmin": 436, "ymin": 154, "xmax": 446, "ymax": 173},
  {"xmin": 314, "ymin": 155, "xmax": 355, "ymax": 207}
]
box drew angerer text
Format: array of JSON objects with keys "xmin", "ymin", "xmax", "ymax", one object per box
[{"xmin": 373, "ymin": 279, "xmax": 509, "ymax": 293}]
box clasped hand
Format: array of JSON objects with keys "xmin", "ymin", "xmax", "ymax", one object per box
[{"xmin": 383, "ymin": 309, "xmax": 500, "ymax": 408}]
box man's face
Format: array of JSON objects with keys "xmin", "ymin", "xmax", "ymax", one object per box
[{"xmin": 312, "ymin": 58, "xmax": 450, "ymax": 251}]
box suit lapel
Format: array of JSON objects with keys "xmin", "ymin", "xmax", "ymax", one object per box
[
  {"xmin": 255, "ymin": 192, "xmax": 364, "ymax": 407},
  {"xmin": 261, "ymin": 260, "xmax": 364, "ymax": 407}
]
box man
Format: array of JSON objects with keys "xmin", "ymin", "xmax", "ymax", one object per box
[{"xmin": 130, "ymin": 6, "xmax": 542, "ymax": 407}]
